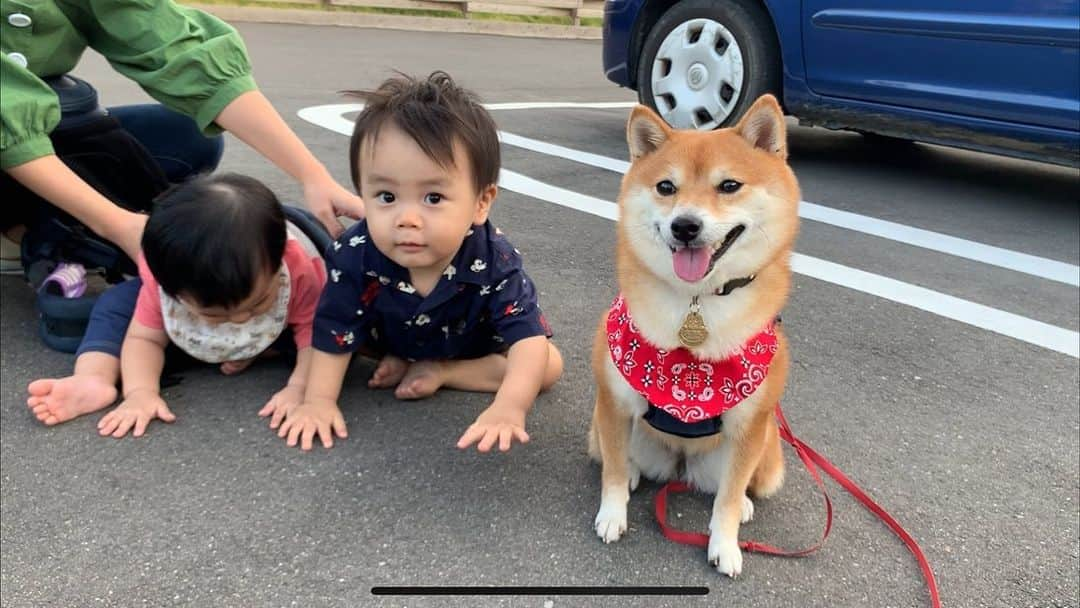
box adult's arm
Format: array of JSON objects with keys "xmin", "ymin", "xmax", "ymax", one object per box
[{"xmin": 62, "ymin": 0, "xmax": 364, "ymax": 234}]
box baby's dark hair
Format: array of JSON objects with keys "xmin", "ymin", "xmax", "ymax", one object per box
[
  {"xmin": 141, "ymin": 173, "xmax": 286, "ymax": 309},
  {"xmin": 346, "ymin": 71, "xmax": 500, "ymax": 194}
]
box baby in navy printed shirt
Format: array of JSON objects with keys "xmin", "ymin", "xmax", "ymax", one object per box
[{"xmin": 276, "ymin": 71, "xmax": 563, "ymax": 452}]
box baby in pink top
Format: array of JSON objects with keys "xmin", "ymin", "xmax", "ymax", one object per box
[
  {"xmin": 132, "ymin": 240, "xmax": 322, "ymax": 355},
  {"xmin": 27, "ymin": 173, "xmax": 327, "ymax": 437}
]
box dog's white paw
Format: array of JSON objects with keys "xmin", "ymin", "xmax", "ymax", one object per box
[
  {"xmin": 708, "ymin": 534, "xmax": 743, "ymax": 578},
  {"xmin": 594, "ymin": 502, "xmax": 628, "ymax": 544},
  {"xmin": 740, "ymin": 495, "xmax": 755, "ymax": 524},
  {"xmin": 629, "ymin": 464, "xmax": 641, "ymax": 492}
]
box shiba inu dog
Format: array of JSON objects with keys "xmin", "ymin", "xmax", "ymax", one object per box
[{"xmin": 589, "ymin": 95, "xmax": 799, "ymax": 576}]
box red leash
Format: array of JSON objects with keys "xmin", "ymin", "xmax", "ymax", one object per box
[{"xmin": 654, "ymin": 404, "xmax": 941, "ymax": 607}]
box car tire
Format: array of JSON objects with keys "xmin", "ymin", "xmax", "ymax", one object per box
[{"xmin": 637, "ymin": 0, "xmax": 781, "ymax": 130}]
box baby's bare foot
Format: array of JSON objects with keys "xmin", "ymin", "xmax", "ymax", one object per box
[
  {"xmin": 27, "ymin": 375, "xmax": 118, "ymax": 426},
  {"xmin": 220, "ymin": 358, "xmax": 256, "ymax": 375},
  {"xmin": 394, "ymin": 361, "xmax": 445, "ymax": 400},
  {"xmin": 369, "ymin": 355, "xmax": 409, "ymax": 388}
]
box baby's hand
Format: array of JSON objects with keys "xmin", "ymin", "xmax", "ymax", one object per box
[
  {"xmin": 258, "ymin": 383, "xmax": 305, "ymax": 429},
  {"xmin": 277, "ymin": 398, "xmax": 347, "ymax": 451},
  {"xmin": 97, "ymin": 389, "xmax": 175, "ymax": 438},
  {"xmin": 456, "ymin": 403, "xmax": 529, "ymax": 453}
]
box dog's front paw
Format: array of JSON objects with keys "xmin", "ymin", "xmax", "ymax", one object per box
[
  {"xmin": 740, "ymin": 495, "xmax": 755, "ymax": 524},
  {"xmin": 594, "ymin": 502, "xmax": 628, "ymax": 543},
  {"xmin": 708, "ymin": 534, "xmax": 743, "ymax": 577}
]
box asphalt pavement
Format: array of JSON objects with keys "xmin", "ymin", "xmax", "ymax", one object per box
[{"xmin": 2, "ymin": 23, "xmax": 1078, "ymax": 608}]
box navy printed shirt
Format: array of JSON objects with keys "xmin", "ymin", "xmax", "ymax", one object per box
[{"xmin": 312, "ymin": 220, "xmax": 552, "ymax": 360}]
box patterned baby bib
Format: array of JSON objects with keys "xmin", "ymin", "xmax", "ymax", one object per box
[{"xmin": 160, "ymin": 265, "xmax": 292, "ymax": 363}]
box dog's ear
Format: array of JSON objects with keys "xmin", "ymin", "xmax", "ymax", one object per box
[
  {"xmin": 735, "ymin": 95, "xmax": 787, "ymax": 159},
  {"xmin": 627, "ymin": 105, "xmax": 671, "ymax": 160}
]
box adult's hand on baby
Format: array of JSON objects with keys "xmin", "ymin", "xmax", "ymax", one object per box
[
  {"xmin": 97, "ymin": 389, "xmax": 175, "ymax": 438},
  {"xmin": 278, "ymin": 399, "xmax": 347, "ymax": 450},
  {"xmin": 456, "ymin": 404, "xmax": 530, "ymax": 453},
  {"xmin": 302, "ymin": 172, "xmax": 365, "ymax": 239},
  {"xmin": 258, "ymin": 383, "xmax": 305, "ymax": 429}
]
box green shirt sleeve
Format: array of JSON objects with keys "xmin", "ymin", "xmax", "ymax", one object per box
[
  {"xmin": 0, "ymin": 54, "xmax": 61, "ymax": 169},
  {"xmin": 57, "ymin": 0, "xmax": 257, "ymax": 134}
]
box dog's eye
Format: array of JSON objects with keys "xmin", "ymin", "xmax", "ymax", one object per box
[
  {"xmin": 656, "ymin": 180, "xmax": 677, "ymax": 196},
  {"xmin": 718, "ymin": 180, "xmax": 742, "ymax": 194}
]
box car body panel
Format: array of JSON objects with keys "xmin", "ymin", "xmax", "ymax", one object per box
[
  {"xmin": 803, "ymin": 2, "xmax": 1080, "ymax": 130},
  {"xmin": 602, "ymin": 0, "xmax": 1080, "ymax": 165}
]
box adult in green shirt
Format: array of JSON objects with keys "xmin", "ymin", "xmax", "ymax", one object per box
[{"xmin": 0, "ymin": 0, "xmax": 363, "ymax": 266}]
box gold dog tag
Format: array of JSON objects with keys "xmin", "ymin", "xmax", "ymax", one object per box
[{"xmin": 678, "ymin": 297, "xmax": 708, "ymax": 348}]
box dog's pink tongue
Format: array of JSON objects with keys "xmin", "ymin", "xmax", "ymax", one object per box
[{"xmin": 673, "ymin": 247, "xmax": 711, "ymax": 282}]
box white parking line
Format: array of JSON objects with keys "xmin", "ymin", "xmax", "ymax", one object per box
[
  {"xmin": 298, "ymin": 103, "xmax": 1080, "ymax": 358},
  {"xmin": 497, "ymin": 130, "xmax": 1080, "ymax": 287},
  {"xmin": 499, "ymin": 170, "xmax": 618, "ymax": 220},
  {"xmin": 298, "ymin": 104, "xmax": 358, "ymax": 136},
  {"xmin": 486, "ymin": 102, "xmax": 637, "ymax": 111},
  {"xmin": 498, "ymin": 171, "xmax": 1079, "ymax": 358},
  {"xmin": 300, "ymin": 104, "xmax": 1079, "ymax": 286},
  {"xmin": 298, "ymin": 102, "xmax": 637, "ymax": 136}
]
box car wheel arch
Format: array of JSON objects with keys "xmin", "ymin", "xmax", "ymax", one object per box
[{"xmin": 628, "ymin": 0, "xmax": 786, "ymax": 110}]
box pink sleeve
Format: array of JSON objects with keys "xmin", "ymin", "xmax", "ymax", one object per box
[
  {"xmin": 284, "ymin": 239, "xmax": 327, "ymax": 350},
  {"xmin": 133, "ymin": 255, "xmax": 165, "ymax": 330}
]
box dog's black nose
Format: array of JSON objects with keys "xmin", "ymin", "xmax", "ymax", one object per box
[{"xmin": 670, "ymin": 216, "xmax": 703, "ymax": 244}]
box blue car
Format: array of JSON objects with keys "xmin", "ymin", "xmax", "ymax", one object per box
[{"xmin": 602, "ymin": 0, "xmax": 1080, "ymax": 166}]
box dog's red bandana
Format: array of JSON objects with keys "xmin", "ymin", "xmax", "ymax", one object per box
[{"xmin": 606, "ymin": 295, "xmax": 777, "ymax": 423}]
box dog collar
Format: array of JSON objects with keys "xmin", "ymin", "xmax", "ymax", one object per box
[
  {"xmin": 679, "ymin": 274, "xmax": 758, "ymax": 347},
  {"xmin": 715, "ymin": 274, "xmax": 755, "ymax": 296},
  {"xmin": 606, "ymin": 294, "xmax": 777, "ymax": 432}
]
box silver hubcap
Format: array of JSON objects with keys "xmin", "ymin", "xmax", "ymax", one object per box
[
  {"xmin": 687, "ymin": 63, "xmax": 708, "ymax": 90},
  {"xmin": 650, "ymin": 19, "xmax": 745, "ymax": 130}
]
